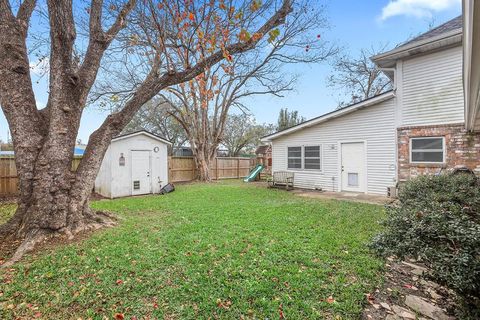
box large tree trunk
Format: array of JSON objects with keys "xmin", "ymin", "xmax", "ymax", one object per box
[
  {"xmin": 0, "ymin": 131, "xmax": 117, "ymax": 266},
  {"xmin": 192, "ymin": 141, "xmax": 217, "ymax": 181},
  {"xmin": 0, "ymin": 0, "xmax": 293, "ymax": 266}
]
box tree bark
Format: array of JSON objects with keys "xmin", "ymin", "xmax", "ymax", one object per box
[
  {"xmin": 0, "ymin": 0, "xmax": 293, "ymax": 265},
  {"xmin": 192, "ymin": 140, "xmax": 217, "ymax": 181}
]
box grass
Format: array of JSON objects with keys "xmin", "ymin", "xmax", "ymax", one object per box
[{"xmin": 0, "ymin": 181, "xmax": 385, "ymax": 319}]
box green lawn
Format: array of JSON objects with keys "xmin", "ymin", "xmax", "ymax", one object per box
[{"xmin": 0, "ymin": 181, "xmax": 385, "ymax": 319}]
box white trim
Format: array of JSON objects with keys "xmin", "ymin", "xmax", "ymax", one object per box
[
  {"xmin": 463, "ymin": 0, "xmax": 480, "ymax": 131},
  {"xmin": 113, "ymin": 131, "xmax": 173, "ymax": 146},
  {"xmin": 337, "ymin": 140, "xmax": 368, "ymax": 194},
  {"xmin": 409, "ymin": 137, "xmax": 446, "ymax": 164},
  {"xmin": 262, "ymin": 92, "xmax": 395, "ymax": 142},
  {"xmin": 372, "ymin": 29, "xmax": 462, "ymax": 68}
]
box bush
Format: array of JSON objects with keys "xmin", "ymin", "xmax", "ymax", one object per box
[{"xmin": 371, "ymin": 173, "xmax": 480, "ymax": 310}]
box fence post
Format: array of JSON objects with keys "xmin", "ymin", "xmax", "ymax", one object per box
[
  {"xmin": 237, "ymin": 158, "xmax": 240, "ymax": 178},
  {"xmin": 215, "ymin": 158, "xmax": 218, "ymax": 180}
]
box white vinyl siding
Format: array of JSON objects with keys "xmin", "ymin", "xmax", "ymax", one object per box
[
  {"xmin": 401, "ymin": 46, "xmax": 465, "ymax": 126},
  {"xmin": 271, "ymin": 98, "xmax": 396, "ymax": 195}
]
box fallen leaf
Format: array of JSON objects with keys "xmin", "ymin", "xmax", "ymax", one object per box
[
  {"xmin": 326, "ymin": 296, "xmax": 335, "ymax": 304},
  {"xmin": 114, "ymin": 313, "xmax": 124, "ymax": 320},
  {"xmin": 116, "ymin": 279, "xmax": 123, "ymax": 285}
]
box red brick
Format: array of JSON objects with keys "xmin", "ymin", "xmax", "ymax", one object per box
[{"xmin": 397, "ymin": 124, "xmax": 480, "ymax": 181}]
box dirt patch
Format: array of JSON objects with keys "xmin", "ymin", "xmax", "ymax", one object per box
[
  {"xmin": 362, "ymin": 257, "xmax": 458, "ymax": 319},
  {"xmin": 0, "ymin": 212, "xmax": 118, "ymax": 266}
]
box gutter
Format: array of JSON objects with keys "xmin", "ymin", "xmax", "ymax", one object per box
[{"xmin": 372, "ymin": 29, "xmax": 462, "ymax": 68}]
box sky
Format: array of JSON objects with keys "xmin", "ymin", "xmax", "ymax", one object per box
[{"xmin": 0, "ymin": 0, "xmax": 462, "ymax": 143}]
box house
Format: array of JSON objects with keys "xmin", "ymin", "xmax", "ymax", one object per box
[
  {"xmin": 95, "ymin": 130, "xmax": 172, "ymax": 198},
  {"xmin": 262, "ymin": 14, "xmax": 480, "ymax": 196}
]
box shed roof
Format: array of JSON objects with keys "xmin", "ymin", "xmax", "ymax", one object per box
[{"xmin": 112, "ymin": 130, "xmax": 173, "ymax": 145}]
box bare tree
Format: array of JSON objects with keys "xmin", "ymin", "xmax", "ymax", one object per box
[
  {"xmin": 154, "ymin": 1, "xmax": 335, "ymax": 180},
  {"xmin": 123, "ymin": 97, "xmax": 187, "ymax": 155},
  {"xmin": 328, "ymin": 46, "xmax": 392, "ymax": 108},
  {"xmin": 0, "ymin": 0, "xmax": 294, "ymax": 264}
]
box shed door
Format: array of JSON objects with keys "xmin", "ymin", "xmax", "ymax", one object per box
[
  {"xmin": 341, "ymin": 142, "xmax": 366, "ymax": 192},
  {"xmin": 131, "ymin": 150, "xmax": 152, "ymax": 195}
]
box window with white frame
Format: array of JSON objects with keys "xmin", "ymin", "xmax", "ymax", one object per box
[
  {"xmin": 410, "ymin": 137, "xmax": 445, "ymax": 163},
  {"xmin": 287, "ymin": 146, "xmax": 322, "ymax": 170},
  {"xmin": 304, "ymin": 146, "xmax": 321, "ymax": 170},
  {"xmin": 287, "ymin": 147, "xmax": 302, "ymax": 169}
]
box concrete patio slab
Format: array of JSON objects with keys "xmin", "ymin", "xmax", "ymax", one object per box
[{"xmin": 292, "ymin": 189, "xmax": 392, "ymax": 205}]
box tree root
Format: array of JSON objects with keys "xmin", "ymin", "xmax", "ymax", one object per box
[{"xmin": 1, "ymin": 210, "xmax": 117, "ymax": 267}]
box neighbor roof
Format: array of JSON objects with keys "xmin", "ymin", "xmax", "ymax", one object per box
[
  {"xmin": 372, "ymin": 16, "xmax": 463, "ymax": 69},
  {"xmin": 112, "ymin": 130, "xmax": 173, "ymax": 145},
  {"xmin": 261, "ymin": 91, "xmax": 395, "ymax": 142}
]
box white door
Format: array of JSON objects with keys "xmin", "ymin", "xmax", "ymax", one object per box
[
  {"xmin": 131, "ymin": 150, "xmax": 152, "ymax": 195},
  {"xmin": 341, "ymin": 142, "xmax": 366, "ymax": 192}
]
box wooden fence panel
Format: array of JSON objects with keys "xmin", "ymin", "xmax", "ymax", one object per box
[
  {"xmin": 168, "ymin": 156, "xmax": 196, "ymax": 182},
  {"xmin": 0, "ymin": 157, "xmax": 18, "ymax": 196},
  {"xmin": 1, "ymin": 156, "xmax": 255, "ymax": 196}
]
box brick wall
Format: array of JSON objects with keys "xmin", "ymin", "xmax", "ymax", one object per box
[{"xmin": 397, "ymin": 123, "xmax": 480, "ymax": 181}]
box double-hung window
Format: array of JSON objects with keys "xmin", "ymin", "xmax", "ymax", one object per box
[
  {"xmin": 410, "ymin": 137, "xmax": 445, "ymax": 163},
  {"xmin": 287, "ymin": 147, "xmax": 302, "ymax": 169},
  {"xmin": 287, "ymin": 146, "xmax": 322, "ymax": 170},
  {"xmin": 304, "ymin": 146, "xmax": 321, "ymax": 170}
]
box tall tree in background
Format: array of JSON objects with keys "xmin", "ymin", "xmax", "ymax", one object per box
[
  {"xmin": 96, "ymin": 0, "xmax": 335, "ymax": 180},
  {"xmin": 328, "ymin": 46, "xmax": 392, "ymax": 108},
  {"xmin": 0, "ymin": 0, "xmax": 294, "ymax": 264},
  {"xmin": 277, "ymin": 108, "xmax": 306, "ymax": 131},
  {"xmin": 223, "ymin": 114, "xmax": 275, "ymax": 156},
  {"xmin": 123, "ymin": 98, "xmax": 187, "ymax": 155}
]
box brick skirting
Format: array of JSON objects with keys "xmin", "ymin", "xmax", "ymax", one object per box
[{"xmin": 397, "ymin": 123, "xmax": 480, "ymax": 181}]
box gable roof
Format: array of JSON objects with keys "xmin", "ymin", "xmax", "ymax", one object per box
[
  {"xmin": 261, "ymin": 91, "xmax": 395, "ymax": 142},
  {"xmin": 402, "ymin": 16, "xmax": 462, "ymax": 47},
  {"xmin": 112, "ymin": 130, "xmax": 173, "ymax": 145},
  {"xmin": 372, "ymin": 16, "xmax": 463, "ymax": 69}
]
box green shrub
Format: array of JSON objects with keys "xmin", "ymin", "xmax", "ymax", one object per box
[{"xmin": 371, "ymin": 173, "xmax": 480, "ymax": 311}]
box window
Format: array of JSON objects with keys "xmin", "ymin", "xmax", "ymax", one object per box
[
  {"xmin": 410, "ymin": 137, "xmax": 445, "ymax": 163},
  {"xmin": 304, "ymin": 146, "xmax": 321, "ymax": 170},
  {"xmin": 287, "ymin": 146, "xmax": 322, "ymax": 170},
  {"xmin": 287, "ymin": 147, "xmax": 302, "ymax": 169}
]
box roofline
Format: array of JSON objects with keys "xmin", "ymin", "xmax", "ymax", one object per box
[
  {"xmin": 372, "ymin": 29, "xmax": 462, "ymax": 68},
  {"xmin": 261, "ymin": 91, "xmax": 395, "ymax": 142},
  {"xmin": 112, "ymin": 130, "xmax": 173, "ymax": 145}
]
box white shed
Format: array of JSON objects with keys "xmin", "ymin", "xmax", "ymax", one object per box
[{"xmin": 94, "ymin": 130, "xmax": 172, "ymax": 198}]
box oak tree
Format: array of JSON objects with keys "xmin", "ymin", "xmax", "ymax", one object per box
[{"xmin": 0, "ymin": 0, "xmax": 293, "ymax": 264}]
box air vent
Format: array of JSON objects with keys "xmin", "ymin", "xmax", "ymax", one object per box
[{"xmin": 133, "ymin": 180, "xmax": 140, "ymax": 190}]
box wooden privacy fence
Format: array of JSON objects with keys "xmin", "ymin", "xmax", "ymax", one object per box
[
  {"xmin": 168, "ymin": 156, "xmax": 255, "ymax": 182},
  {"xmin": 0, "ymin": 156, "xmax": 255, "ymax": 196},
  {"xmin": 0, "ymin": 157, "xmax": 83, "ymax": 197}
]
